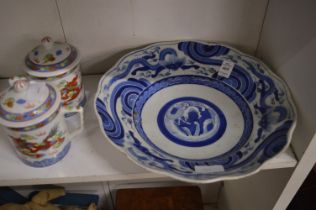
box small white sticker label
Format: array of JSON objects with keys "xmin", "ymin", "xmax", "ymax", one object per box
[
  {"xmin": 218, "ymin": 60, "xmax": 235, "ymax": 78},
  {"xmin": 194, "ymin": 165, "xmax": 225, "ymax": 173}
]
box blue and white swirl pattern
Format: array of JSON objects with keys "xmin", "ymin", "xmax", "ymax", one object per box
[
  {"xmin": 133, "ymin": 75, "xmax": 253, "ymax": 160},
  {"xmin": 95, "ymin": 41, "xmax": 296, "ymax": 183},
  {"xmin": 96, "ymin": 79, "xmax": 150, "ymax": 146}
]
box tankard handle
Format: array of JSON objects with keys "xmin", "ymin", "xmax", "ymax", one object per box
[{"xmin": 61, "ymin": 106, "xmax": 84, "ymax": 139}]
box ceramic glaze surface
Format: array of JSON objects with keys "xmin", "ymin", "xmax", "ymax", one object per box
[
  {"xmin": 25, "ymin": 37, "xmax": 81, "ymax": 78},
  {"xmin": 29, "ymin": 42, "xmax": 71, "ymax": 66},
  {"xmin": 0, "ymin": 79, "xmax": 57, "ymax": 124},
  {"xmin": 4, "ymin": 111, "xmax": 70, "ymax": 167},
  {"xmin": 157, "ymin": 96, "xmax": 226, "ymax": 147},
  {"xmin": 25, "ymin": 37, "xmax": 79, "ymax": 74},
  {"xmin": 25, "ymin": 37, "xmax": 85, "ymax": 109},
  {"xmin": 0, "ymin": 78, "xmax": 84, "ymax": 167},
  {"xmin": 95, "ymin": 41, "xmax": 296, "ymax": 183},
  {"xmin": 44, "ymin": 66, "xmax": 85, "ymax": 107}
]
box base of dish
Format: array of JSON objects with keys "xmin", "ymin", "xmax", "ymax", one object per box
[{"xmin": 19, "ymin": 142, "xmax": 71, "ymax": 168}]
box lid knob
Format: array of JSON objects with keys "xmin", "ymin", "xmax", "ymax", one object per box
[
  {"xmin": 9, "ymin": 77, "xmax": 29, "ymax": 93},
  {"xmin": 41, "ymin": 36, "xmax": 54, "ymax": 49}
]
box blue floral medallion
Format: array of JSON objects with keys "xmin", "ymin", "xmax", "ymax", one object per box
[
  {"xmin": 95, "ymin": 41, "xmax": 296, "ymax": 183},
  {"xmin": 157, "ymin": 97, "xmax": 226, "ymax": 147}
]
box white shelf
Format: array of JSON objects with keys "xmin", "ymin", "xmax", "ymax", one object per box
[{"xmin": 0, "ymin": 75, "xmax": 297, "ymax": 186}]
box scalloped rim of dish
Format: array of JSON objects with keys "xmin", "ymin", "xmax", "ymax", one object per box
[{"xmin": 94, "ymin": 40, "xmax": 297, "ymax": 184}]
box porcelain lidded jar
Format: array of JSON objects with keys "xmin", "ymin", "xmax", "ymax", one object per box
[
  {"xmin": 24, "ymin": 37, "xmax": 85, "ymax": 109},
  {"xmin": 0, "ymin": 77, "xmax": 83, "ymax": 167}
]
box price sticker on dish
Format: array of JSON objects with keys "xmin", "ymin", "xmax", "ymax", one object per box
[
  {"xmin": 194, "ymin": 165, "xmax": 225, "ymax": 173},
  {"xmin": 218, "ymin": 60, "xmax": 235, "ymax": 78}
]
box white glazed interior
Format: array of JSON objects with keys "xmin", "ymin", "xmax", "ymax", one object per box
[{"xmin": 139, "ymin": 84, "xmax": 244, "ymax": 159}]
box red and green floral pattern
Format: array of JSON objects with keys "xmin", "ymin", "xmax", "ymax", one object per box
[
  {"xmin": 59, "ymin": 74, "xmax": 82, "ymax": 105},
  {"xmin": 10, "ymin": 125, "xmax": 65, "ymax": 159}
]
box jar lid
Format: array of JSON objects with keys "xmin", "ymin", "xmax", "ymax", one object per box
[
  {"xmin": 25, "ymin": 36, "xmax": 80, "ymax": 78},
  {"xmin": 0, "ymin": 77, "xmax": 60, "ymax": 128}
]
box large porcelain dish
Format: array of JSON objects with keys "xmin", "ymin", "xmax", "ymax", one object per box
[{"xmin": 95, "ymin": 41, "xmax": 296, "ymax": 183}]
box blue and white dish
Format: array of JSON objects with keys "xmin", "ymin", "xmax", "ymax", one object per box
[{"xmin": 95, "ymin": 41, "xmax": 296, "ymax": 183}]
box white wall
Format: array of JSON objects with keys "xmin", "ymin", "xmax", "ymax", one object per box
[
  {"xmin": 0, "ymin": 0, "xmax": 64, "ymax": 78},
  {"xmin": 0, "ymin": 0, "xmax": 268, "ymax": 77},
  {"xmin": 256, "ymin": 0, "xmax": 316, "ymax": 208},
  {"xmin": 257, "ymin": 0, "xmax": 316, "ymax": 159},
  {"xmin": 218, "ymin": 168, "xmax": 294, "ymax": 210}
]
